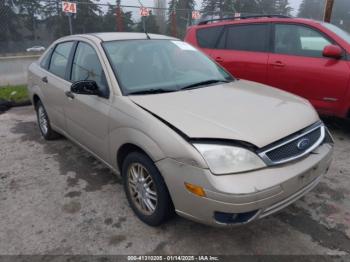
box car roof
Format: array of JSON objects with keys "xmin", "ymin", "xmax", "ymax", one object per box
[
  {"xmin": 59, "ymin": 32, "xmax": 178, "ymax": 42},
  {"xmin": 193, "ymin": 17, "xmax": 323, "ymax": 28}
]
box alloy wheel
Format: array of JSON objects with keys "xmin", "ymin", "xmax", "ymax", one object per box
[
  {"xmin": 127, "ymin": 163, "xmax": 158, "ymax": 215},
  {"xmin": 38, "ymin": 105, "xmax": 48, "ymax": 135}
]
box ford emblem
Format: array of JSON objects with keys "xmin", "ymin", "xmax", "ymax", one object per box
[{"xmin": 297, "ymin": 138, "xmax": 310, "ymax": 150}]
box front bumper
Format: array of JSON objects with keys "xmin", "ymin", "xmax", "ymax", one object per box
[{"xmin": 156, "ymin": 143, "xmax": 333, "ymax": 226}]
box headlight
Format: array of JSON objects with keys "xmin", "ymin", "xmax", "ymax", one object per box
[{"xmin": 193, "ymin": 144, "xmax": 266, "ymax": 175}]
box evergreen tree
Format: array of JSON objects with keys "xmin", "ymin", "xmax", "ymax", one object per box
[
  {"xmin": 202, "ymin": 0, "xmax": 292, "ymax": 17},
  {"xmin": 166, "ymin": 0, "xmax": 195, "ymax": 38},
  {"xmin": 202, "ymin": 0, "xmax": 235, "ymax": 18},
  {"xmin": 42, "ymin": 0, "xmax": 70, "ymax": 39},
  {"xmin": 274, "ymin": 0, "xmax": 292, "ymax": 15},
  {"xmin": 298, "ymin": 0, "xmax": 324, "ymax": 20},
  {"xmin": 103, "ymin": 4, "xmax": 134, "ymax": 32},
  {"xmin": 166, "ymin": 0, "xmax": 178, "ymax": 36},
  {"xmin": 0, "ymin": 0, "xmax": 22, "ymax": 51},
  {"xmin": 73, "ymin": 0, "xmax": 103, "ymax": 34},
  {"xmin": 17, "ymin": 0, "xmax": 42, "ymax": 40}
]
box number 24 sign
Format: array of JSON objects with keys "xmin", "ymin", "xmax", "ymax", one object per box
[{"xmin": 62, "ymin": 1, "xmax": 77, "ymax": 14}]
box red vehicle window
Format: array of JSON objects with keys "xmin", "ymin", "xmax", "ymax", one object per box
[{"xmin": 274, "ymin": 24, "xmax": 332, "ymax": 58}]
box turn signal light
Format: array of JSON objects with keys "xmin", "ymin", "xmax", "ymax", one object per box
[{"xmin": 185, "ymin": 182, "xmax": 206, "ymax": 197}]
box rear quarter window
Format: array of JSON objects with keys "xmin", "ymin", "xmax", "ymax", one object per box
[
  {"xmin": 49, "ymin": 41, "xmax": 74, "ymax": 79},
  {"xmin": 40, "ymin": 47, "xmax": 53, "ymax": 69},
  {"xmin": 196, "ymin": 26, "xmax": 224, "ymax": 48}
]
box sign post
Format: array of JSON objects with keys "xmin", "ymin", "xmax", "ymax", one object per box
[
  {"xmin": 140, "ymin": 7, "xmax": 150, "ymax": 17},
  {"xmin": 139, "ymin": 7, "xmax": 150, "ymax": 33},
  {"xmin": 62, "ymin": 1, "xmax": 77, "ymax": 35}
]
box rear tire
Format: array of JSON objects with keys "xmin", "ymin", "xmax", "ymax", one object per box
[
  {"xmin": 35, "ymin": 100, "xmax": 60, "ymax": 140},
  {"xmin": 122, "ymin": 152, "xmax": 174, "ymax": 226}
]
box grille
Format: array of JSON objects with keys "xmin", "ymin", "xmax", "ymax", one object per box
[{"xmin": 264, "ymin": 126, "xmax": 322, "ymax": 163}]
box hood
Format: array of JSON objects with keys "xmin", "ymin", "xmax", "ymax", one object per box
[{"xmin": 129, "ymin": 80, "xmax": 319, "ymax": 148}]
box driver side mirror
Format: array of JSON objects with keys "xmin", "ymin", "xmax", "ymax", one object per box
[
  {"xmin": 71, "ymin": 80, "xmax": 100, "ymax": 96},
  {"xmin": 323, "ymin": 44, "xmax": 342, "ymax": 59}
]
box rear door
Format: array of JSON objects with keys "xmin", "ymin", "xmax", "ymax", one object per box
[
  {"xmin": 267, "ymin": 23, "xmax": 350, "ymax": 114},
  {"xmin": 43, "ymin": 41, "xmax": 75, "ymax": 132},
  {"xmin": 209, "ymin": 23, "xmax": 270, "ymax": 83},
  {"xmin": 194, "ymin": 25, "xmax": 225, "ymax": 57}
]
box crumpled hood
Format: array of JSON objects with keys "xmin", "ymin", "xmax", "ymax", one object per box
[{"xmin": 129, "ymin": 80, "xmax": 319, "ymax": 148}]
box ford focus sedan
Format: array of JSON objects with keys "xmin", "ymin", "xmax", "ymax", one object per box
[{"xmin": 27, "ymin": 33, "xmax": 334, "ymax": 226}]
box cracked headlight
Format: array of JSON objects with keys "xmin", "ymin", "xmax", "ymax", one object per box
[{"xmin": 193, "ymin": 144, "xmax": 266, "ymax": 175}]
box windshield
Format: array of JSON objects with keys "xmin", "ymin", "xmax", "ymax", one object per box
[
  {"xmin": 103, "ymin": 40, "xmax": 233, "ymax": 95},
  {"xmin": 323, "ymin": 22, "xmax": 350, "ymax": 44}
]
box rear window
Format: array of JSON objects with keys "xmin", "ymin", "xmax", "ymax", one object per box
[
  {"xmin": 196, "ymin": 26, "xmax": 224, "ymax": 48},
  {"xmin": 226, "ymin": 24, "xmax": 269, "ymax": 52},
  {"xmin": 40, "ymin": 48, "xmax": 53, "ymax": 69}
]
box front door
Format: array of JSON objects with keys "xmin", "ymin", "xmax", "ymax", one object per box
[
  {"xmin": 63, "ymin": 41, "xmax": 111, "ymax": 161},
  {"xmin": 267, "ymin": 23, "xmax": 350, "ymax": 115}
]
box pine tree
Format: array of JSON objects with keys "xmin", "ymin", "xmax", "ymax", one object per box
[
  {"xmin": 73, "ymin": 0, "xmax": 103, "ymax": 34},
  {"xmin": 202, "ymin": 0, "xmax": 292, "ymax": 17},
  {"xmin": 166, "ymin": 0, "xmax": 178, "ymax": 36},
  {"xmin": 103, "ymin": 3, "xmax": 134, "ymax": 32},
  {"xmin": 274, "ymin": 0, "xmax": 292, "ymax": 15},
  {"xmin": 176, "ymin": 0, "xmax": 195, "ymax": 38},
  {"xmin": 42, "ymin": 0, "xmax": 70, "ymax": 39},
  {"xmin": 16, "ymin": 0, "xmax": 42, "ymax": 41},
  {"xmin": 0, "ymin": 0, "xmax": 22, "ymax": 51},
  {"xmin": 298, "ymin": 0, "xmax": 324, "ymax": 20},
  {"xmin": 202, "ymin": 0, "xmax": 235, "ymax": 18},
  {"xmin": 166, "ymin": 0, "xmax": 195, "ymax": 38}
]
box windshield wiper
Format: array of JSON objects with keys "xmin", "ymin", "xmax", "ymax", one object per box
[
  {"xmin": 179, "ymin": 79, "xmax": 231, "ymax": 91},
  {"xmin": 127, "ymin": 88, "xmax": 176, "ymax": 95}
]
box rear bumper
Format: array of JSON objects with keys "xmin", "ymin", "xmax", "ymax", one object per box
[{"xmin": 156, "ymin": 143, "xmax": 333, "ymax": 226}]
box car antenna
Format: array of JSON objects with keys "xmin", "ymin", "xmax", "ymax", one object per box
[
  {"xmin": 137, "ymin": 0, "xmax": 151, "ymax": 40},
  {"xmin": 145, "ymin": 30, "xmax": 151, "ymax": 40}
]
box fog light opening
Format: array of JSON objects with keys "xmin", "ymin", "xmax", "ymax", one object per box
[
  {"xmin": 214, "ymin": 210, "xmax": 259, "ymax": 224},
  {"xmin": 184, "ymin": 182, "xmax": 206, "ymax": 197}
]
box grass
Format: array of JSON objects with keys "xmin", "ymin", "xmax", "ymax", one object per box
[{"xmin": 0, "ymin": 85, "xmax": 29, "ymax": 103}]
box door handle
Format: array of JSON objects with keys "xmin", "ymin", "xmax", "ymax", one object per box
[
  {"xmin": 214, "ymin": 56, "xmax": 224, "ymax": 63},
  {"xmin": 41, "ymin": 76, "xmax": 48, "ymax": 83},
  {"xmin": 65, "ymin": 91, "xmax": 75, "ymax": 99},
  {"xmin": 271, "ymin": 61, "xmax": 285, "ymax": 67}
]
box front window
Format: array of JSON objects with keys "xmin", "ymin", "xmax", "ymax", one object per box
[
  {"xmin": 103, "ymin": 40, "xmax": 233, "ymax": 95},
  {"xmin": 274, "ymin": 24, "xmax": 331, "ymax": 58},
  {"xmin": 71, "ymin": 42, "xmax": 109, "ymax": 97}
]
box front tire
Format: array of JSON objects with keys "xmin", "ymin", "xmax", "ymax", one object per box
[
  {"xmin": 122, "ymin": 152, "xmax": 174, "ymax": 226},
  {"xmin": 35, "ymin": 100, "xmax": 60, "ymax": 140}
]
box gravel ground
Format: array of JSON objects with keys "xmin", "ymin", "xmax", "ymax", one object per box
[{"xmin": 0, "ymin": 106, "xmax": 350, "ymax": 255}]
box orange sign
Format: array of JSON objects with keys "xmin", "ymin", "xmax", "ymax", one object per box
[
  {"xmin": 140, "ymin": 7, "xmax": 150, "ymax": 17},
  {"xmin": 192, "ymin": 11, "xmax": 201, "ymax": 20},
  {"xmin": 62, "ymin": 1, "xmax": 77, "ymax": 14}
]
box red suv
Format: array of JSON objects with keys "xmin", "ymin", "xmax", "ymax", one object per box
[{"xmin": 185, "ymin": 15, "xmax": 350, "ymax": 119}]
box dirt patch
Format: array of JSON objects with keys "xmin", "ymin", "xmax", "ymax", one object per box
[{"xmin": 62, "ymin": 201, "xmax": 82, "ymax": 214}]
